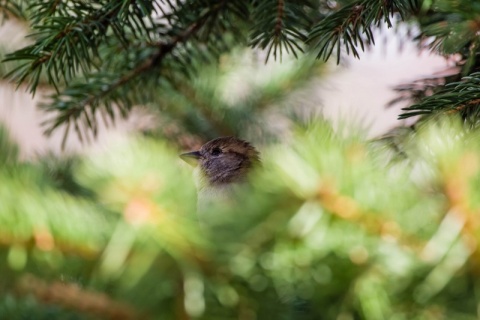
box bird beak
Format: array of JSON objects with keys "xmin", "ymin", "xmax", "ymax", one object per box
[{"xmin": 180, "ymin": 151, "xmax": 201, "ymax": 166}]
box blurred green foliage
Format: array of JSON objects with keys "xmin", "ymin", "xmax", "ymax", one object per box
[{"xmin": 1, "ymin": 118, "xmax": 480, "ymax": 319}]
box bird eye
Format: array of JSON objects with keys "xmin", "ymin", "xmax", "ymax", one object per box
[{"xmin": 211, "ymin": 147, "xmax": 222, "ymax": 156}]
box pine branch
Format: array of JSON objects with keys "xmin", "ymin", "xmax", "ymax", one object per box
[
  {"xmin": 40, "ymin": 1, "xmax": 234, "ymax": 145},
  {"xmin": 400, "ymin": 72, "xmax": 480, "ymax": 124},
  {"xmin": 250, "ymin": 0, "xmax": 314, "ymax": 62},
  {"xmin": 390, "ymin": 0, "xmax": 480, "ymax": 125},
  {"xmin": 308, "ymin": 0, "xmax": 419, "ymax": 63},
  {"xmin": 3, "ymin": 1, "xmax": 157, "ymax": 94},
  {"xmin": 416, "ymin": 0, "xmax": 480, "ymax": 76}
]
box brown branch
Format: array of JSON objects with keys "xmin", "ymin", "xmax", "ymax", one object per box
[
  {"xmin": 175, "ymin": 277, "xmax": 190, "ymax": 320},
  {"xmin": 16, "ymin": 274, "xmax": 144, "ymax": 320},
  {"xmin": 314, "ymin": 179, "xmax": 427, "ymax": 252},
  {"xmin": 275, "ymin": 0, "xmax": 284, "ymax": 36},
  {"xmin": 0, "ymin": 230, "xmax": 101, "ymax": 259},
  {"xmin": 447, "ymin": 98, "xmax": 480, "ymax": 114}
]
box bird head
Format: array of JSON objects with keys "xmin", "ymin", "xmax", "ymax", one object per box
[{"xmin": 180, "ymin": 136, "xmax": 260, "ymax": 186}]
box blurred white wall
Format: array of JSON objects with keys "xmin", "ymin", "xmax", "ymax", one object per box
[{"xmin": 318, "ymin": 27, "xmax": 452, "ymax": 137}]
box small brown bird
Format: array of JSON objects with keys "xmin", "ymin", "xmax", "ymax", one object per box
[{"xmin": 180, "ymin": 136, "xmax": 260, "ymax": 217}]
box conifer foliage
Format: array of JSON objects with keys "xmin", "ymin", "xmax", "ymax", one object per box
[
  {"xmin": 3, "ymin": 0, "xmax": 480, "ymax": 131},
  {"xmin": 1, "ymin": 0, "xmax": 480, "ymax": 319}
]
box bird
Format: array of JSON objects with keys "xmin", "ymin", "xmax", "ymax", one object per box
[{"xmin": 180, "ymin": 136, "xmax": 260, "ymax": 225}]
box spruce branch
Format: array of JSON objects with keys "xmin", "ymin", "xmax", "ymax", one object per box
[
  {"xmin": 250, "ymin": 0, "xmax": 314, "ymax": 62},
  {"xmin": 41, "ymin": 1, "xmax": 232, "ymax": 145},
  {"xmin": 3, "ymin": 1, "xmax": 157, "ymax": 94},
  {"xmin": 308, "ymin": 0, "xmax": 419, "ymax": 63},
  {"xmin": 399, "ymin": 72, "xmax": 480, "ymax": 124},
  {"xmin": 390, "ymin": 0, "xmax": 480, "ymax": 125},
  {"xmin": 415, "ymin": 0, "xmax": 480, "ymax": 76}
]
